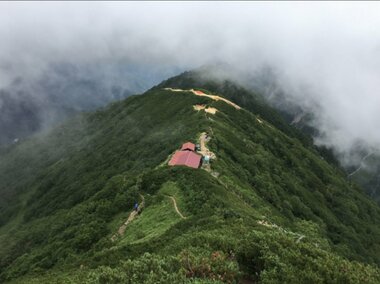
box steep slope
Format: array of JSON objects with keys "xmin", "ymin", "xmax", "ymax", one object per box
[
  {"xmin": 348, "ymin": 151, "xmax": 380, "ymax": 204},
  {"xmin": 0, "ymin": 61, "xmax": 174, "ymax": 147},
  {"xmin": 0, "ymin": 72, "xmax": 132, "ymax": 147},
  {"xmin": 231, "ymin": 64, "xmax": 379, "ymax": 200},
  {"xmin": 0, "ymin": 83, "xmax": 380, "ymax": 283},
  {"xmin": 155, "ymin": 67, "xmax": 305, "ymax": 140},
  {"xmin": 155, "ymin": 66, "xmax": 340, "ymax": 167}
]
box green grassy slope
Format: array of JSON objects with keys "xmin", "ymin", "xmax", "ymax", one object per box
[
  {"xmin": 154, "ymin": 68, "xmax": 344, "ymax": 168},
  {"xmin": 154, "ymin": 69, "xmax": 314, "ymax": 147},
  {"xmin": 0, "ymin": 85, "xmax": 380, "ymax": 283}
]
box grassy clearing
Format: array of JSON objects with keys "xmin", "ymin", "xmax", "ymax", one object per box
[
  {"xmin": 118, "ymin": 182, "xmax": 189, "ymax": 245},
  {"xmin": 159, "ymin": 181, "xmax": 189, "ymax": 217},
  {"xmin": 119, "ymin": 198, "xmax": 182, "ymax": 245}
]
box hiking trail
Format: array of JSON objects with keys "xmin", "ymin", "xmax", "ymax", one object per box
[
  {"xmin": 257, "ymin": 219, "xmax": 306, "ymax": 243},
  {"xmin": 193, "ymin": 104, "xmax": 218, "ymax": 114},
  {"xmin": 111, "ymin": 194, "xmax": 145, "ymax": 241},
  {"xmin": 164, "ymin": 87, "xmax": 241, "ymax": 110},
  {"xmin": 348, "ymin": 152, "xmax": 373, "ymax": 178},
  {"xmin": 167, "ymin": 196, "xmax": 186, "ymax": 219},
  {"xmin": 198, "ymin": 132, "xmax": 216, "ymax": 159},
  {"xmin": 198, "ymin": 131, "xmax": 219, "ymax": 177}
]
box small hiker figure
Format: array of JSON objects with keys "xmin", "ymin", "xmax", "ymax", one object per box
[{"xmin": 134, "ymin": 202, "xmax": 139, "ymax": 212}]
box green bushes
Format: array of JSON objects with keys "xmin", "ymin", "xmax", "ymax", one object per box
[
  {"xmin": 86, "ymin": 253, "xmax": 185, "ymax": 284},
  {"xmin": 1, "ymin": 84, "xmax": 380, "ymax": 283},
  {"xmin": 86, "ymin": 250, "xmax": 240, "ymax": 284},
  {"xmin": 179, "ymin": 248, "xmax": 240, "ymax": 282},
  {"xmin": 238, "ymin": 230, "xmax": 380, "ymax": 284}
]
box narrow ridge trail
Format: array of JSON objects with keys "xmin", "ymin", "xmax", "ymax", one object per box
[
  {"xmin": 198, "ymin": 132, "xmax": 216, "ymax": 159},
  {"xmin": 348, "ymin": 152, "xmax": 373, "ymax": 178},
  {"xmin": 164, "ymin": 87, "xmax": 241, "ymax": 110},
  {"xmin": 111, "ymin": 194, "xmax": 145, "ymax": 241},
  {"xmin": 167, "ymin": 196, "xmax": 186, "ymax": 219}
]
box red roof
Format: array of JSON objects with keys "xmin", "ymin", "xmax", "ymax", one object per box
[
  {"xmin": 181, "ymin": 142, "xmax": 195, "ymax": 151},
  {"xmin": 194, "ymin": 90, "xmax": 205, "ymax": 95},
  {"xmin": 168, "ymin": 150, "xmax": 201, "ymax": 169}
]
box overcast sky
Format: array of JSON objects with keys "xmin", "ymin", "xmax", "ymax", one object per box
[{"xmin": 1, "ymin": 2, "xmax": 380, "ymax": 163}]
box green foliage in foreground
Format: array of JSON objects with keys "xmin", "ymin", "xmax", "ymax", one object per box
[
  {"xmin": 0, "ymin": 83, "xmax": 380, "ymax": 283},
  {"xmin": 12, "ymin": 230, "xmax": 380, "ymax": 284}
]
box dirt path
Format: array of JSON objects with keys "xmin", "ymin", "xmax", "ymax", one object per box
[
  {"xmin": 198, "ymin": 131, "xmax": 219, "ymax": 177},
  {"xmin": 164, "ymin": 87, "xmax": 186, "ymax": 92},
  {"xmin": 190, "ymin": 89, "xmax": 241, "ymax": 110},
  {"xmin": 198, "ymin": 132, "xmax": 216, "ymax": 158},
  {"xmin": 257, "ymin": 219, "xmax": 305, "ymax": 243},
  {"xmin": 111, "ymin": 194, "xmax": 145, "ymax": 241},
  {"xmin": 193, "ymin": 104, "xmax": 218, "ymax": 114},
  {"xmin": 168, "ymin": 196, "xmax": 186, "ymax": 219},
  {"xmin": 164, "ymin": 87, "xmax": 241, "ymax": 110},
  {"xmin": 296, "ymin": 235, "xmax": 305, "ymax": 243},
  {"xmin": 117, "ymin": 211, "xmax": 137, "ymax": 236},
  {"xmin": 348, "ymin": 152, "xmax": 373, "ymax": 178}
]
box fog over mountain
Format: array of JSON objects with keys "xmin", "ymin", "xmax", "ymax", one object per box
[{"xmin": 2, "ymin": 2, "xmax": 380, "ymax": 165}]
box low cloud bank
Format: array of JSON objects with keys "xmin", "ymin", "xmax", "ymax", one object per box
[{"xmin": 2, "ymin": 2, "xmax": 380, "ymax": 164}]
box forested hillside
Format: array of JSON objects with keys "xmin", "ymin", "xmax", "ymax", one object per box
[{"xmin": 0, "ymin": 80, "xmax": 379, "ymax": 283}]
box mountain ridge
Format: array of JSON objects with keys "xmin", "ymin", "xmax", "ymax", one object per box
[{"xmin": 0, "ymin": 74, "xmax": 380, "ymax": 283}]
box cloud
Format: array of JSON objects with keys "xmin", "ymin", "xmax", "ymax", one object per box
[{"xmin": 1, "ymin": 2, "xmax": 380, "ymax": 163}]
